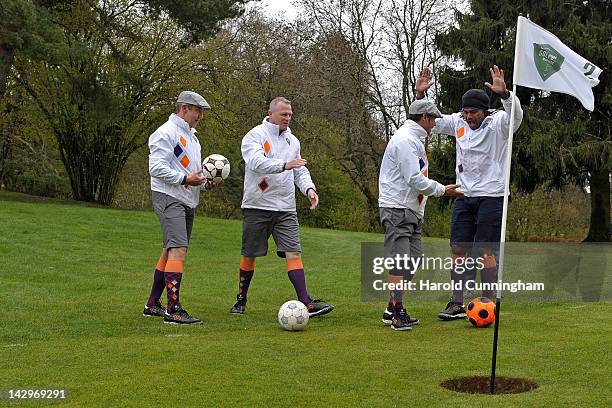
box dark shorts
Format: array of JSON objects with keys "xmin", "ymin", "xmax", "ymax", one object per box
[
  {"xmin": 241, "ymin": 209, "xmax": 301, "ymax": 258},
  {"xmin": 152, "ymin": 191, "xmax": 194, "ymax": 249},
  {"xmin": 379, "ymin": 208, "xmax": 423, "ymax": 276},
  {"xmin": 450, "ymin": 196, "xmax": 502, "ymax": 253}
]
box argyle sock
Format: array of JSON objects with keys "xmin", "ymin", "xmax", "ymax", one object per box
[
  {"xmin": 387, "ymin": 272, "xmax": 405, "ymax": 312},
  {"xmin": 165, "ymin": 259, "xmax": 184, "ymax": 312}
]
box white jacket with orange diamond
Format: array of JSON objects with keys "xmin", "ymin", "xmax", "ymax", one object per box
[
  {"xmin": 241, "ymin": 118, "xmax": 315, "ymax": 212},
  {"xmin": 148, "ymin": 113, "xmax": 205, "ymax": 209},
  {"xmin": 433, "ymin": 93, "xmax": 523, "ymax": 197}
]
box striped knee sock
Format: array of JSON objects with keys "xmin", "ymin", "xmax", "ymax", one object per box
[
  {"xmin": 286, "ymin": 258, "xmax": 312, "ymax": 306},
  {"xmin": 146, "ymin": 256, "xmax": 166, "ymax": 307},
  {"xmin": 238, "ymin": 257, "xmax": 255, "ymax": 298}
]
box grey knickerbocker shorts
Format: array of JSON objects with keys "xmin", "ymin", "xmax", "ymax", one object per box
[
  {"xmin": 152, "ymin": 191, "xmax": 195, "ymax": 249},
  {"xmin": 379, "ymin": 207, "xmax": 424, "ymax": 276},
  {"xmin": 241, "ymin": 208, "xmax": 301, "ymax": 258}
]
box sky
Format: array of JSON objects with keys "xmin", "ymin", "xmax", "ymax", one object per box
[{"xmin": 249, "ymin": 0, "xmax": 299, "ymax": 20}]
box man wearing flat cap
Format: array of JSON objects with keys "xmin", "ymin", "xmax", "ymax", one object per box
[
  {"xmin": 143, "ymin": 90, "xmax": 218, "ymax": 325},
  {"xmin": 378, "ymin": 99, "xmax": 463, "ymax": 331},
  {"xmin": 415, "ymin": 66, "xmax": 523, "ymax": 320}
]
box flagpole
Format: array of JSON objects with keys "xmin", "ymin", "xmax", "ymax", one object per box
[{"xmin": 490, "ymin": 15, "xmax": 523, "ymax": 395}]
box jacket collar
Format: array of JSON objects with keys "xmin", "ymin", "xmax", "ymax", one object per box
[
  {"xmin": 405, "ymin": 119, "xmax": 428, "ymax": 139},
  {"xmin": 170, "ymin": 113, "xmax": 195, "ymax": 134},
  {"xmin": 263, "ymin": 117, "xmax": 290, "ymax": 137}
]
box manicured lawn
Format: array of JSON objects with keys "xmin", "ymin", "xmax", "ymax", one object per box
[{"xmin": 1, "ymin": 192, "xmax": 610, "ymax": 407}]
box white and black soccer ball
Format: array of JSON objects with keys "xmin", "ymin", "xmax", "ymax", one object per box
[
  {"xmin": 202, "ymin": 154, "xmax": 230, "ymax": 183},
  {"xmin": 278, "ymin": 300, "xmax": 309, "ymax": 331}
]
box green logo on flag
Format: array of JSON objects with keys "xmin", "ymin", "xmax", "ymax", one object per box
[{"xmin": 534, "ymin": 43, "xmax": 565, "ymax": 81}]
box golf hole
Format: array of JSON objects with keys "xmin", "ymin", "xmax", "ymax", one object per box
[{"xmin": 440, "ymin": 376, "xmax": 539, "ymax": 394}]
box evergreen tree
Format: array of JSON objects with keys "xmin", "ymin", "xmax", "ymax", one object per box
[{"xmin": 0, "ymin": 0, "xmax": 248, "ymax": 98}]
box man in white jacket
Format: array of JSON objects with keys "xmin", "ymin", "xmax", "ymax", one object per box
[
  {"xmin": 229, "ymin": 97, "xmax": 333, "ymax": 317},
  {"xmin": 144, "ymin": 91, "xmax": 220, "ymax": 325},
  {"xmin": 414, "ymin": 66, "xmax": 523, "ymax": 320},
  {"xmin": 379, "ymin": 99, "xmax": 463, "ymax": 331}
]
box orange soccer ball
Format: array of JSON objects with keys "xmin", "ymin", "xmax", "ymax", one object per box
[{"xmin": 466, "ymin": 297, "xmax": 496, "ymax": 328}]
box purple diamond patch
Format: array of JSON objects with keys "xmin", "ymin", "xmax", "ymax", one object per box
[
  {"xmin": 174, "ymin": 144, "xmax": 183, "ymax": 157},
  {"xmin": 258, "ymin": 179, "xmax": 269, "ymax": 192}
]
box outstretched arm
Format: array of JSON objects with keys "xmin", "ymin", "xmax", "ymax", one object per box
[
  {"xmin": 414, "ymin": 67, "xmax": 455, "ymax": 135},
  {"xmin": 397, "ymin": 139, "xmax": 445, "ymax": 197}
]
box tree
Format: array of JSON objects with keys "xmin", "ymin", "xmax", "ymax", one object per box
[
  {"xmin": 299, "ymin": 0, "xmax": 453, "ymax": 140},
  {"xmin": 435, "ymin": 0, "xmax": 611, "ymax": 242},
  {"xmin": 0, "ymin": 1, "xmax": 69, "ymax": 190},
  {"xmin": 0, "ymin": 0, "xmax": 248, "ymax": 99},
  {"xmin": 189, "ymin": 11, "xmax": 374, "ymax": 230},
  {"xmin": 6, "ymin": 0, "xmax": 248, "ymax": 205},
  {"xmin": 0, "ymin": 0, "xmax": 69, "ymax": 99},
  {"xmin": 292, "ymin": 0, "xmax": 455, "ymax": 228}
]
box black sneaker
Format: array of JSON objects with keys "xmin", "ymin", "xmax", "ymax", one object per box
[
  {"xmin": 164, "ymin": 305, "xmax": 202, "ymax": 325},
  {"xmin": 143, "ymin": 299, "xmax": 166, "ymax": 317},
  {"xmin": 391, "ymin": 308, "xmax": 413, "ymax": 331},
  {"xmin": 382, "ymin": 307, "xmax": 419, "ymax": 326},
  {"xmin": 438, "ymin": 300, "xmax": 466, "ymax": 320},
  {"xmin": 307, "ymin": 299, "xmax": 334, "ymax": 317},
  {"xmin": 382, "ymin": 307, "xmax": 394, "ymax": 325},
  {"xmin": 230, "ymin": 294, "xmax": 247, "ymax": 314}
]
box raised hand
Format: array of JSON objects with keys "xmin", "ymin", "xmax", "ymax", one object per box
[
  {"xmin": 484, "ymin": 65, "xmax": 509, "ymax": 97},
  {"xmin": 416, "ymin": 67, "xmax": 434, "ymax": 97}
]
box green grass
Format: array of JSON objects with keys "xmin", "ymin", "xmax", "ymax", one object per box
[{"xmin": 0, "ymin": 191, "xmax": 610, "ymax": 407}]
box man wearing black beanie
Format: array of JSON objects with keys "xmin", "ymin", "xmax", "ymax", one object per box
[{"xmin": 414, "ymin": 66, "xmax": 524, "ymax": 320}]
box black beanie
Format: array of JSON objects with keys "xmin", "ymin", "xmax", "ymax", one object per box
[{"xmin": 461, "ymin": 89, "xmax": 490, "ymax": 110}]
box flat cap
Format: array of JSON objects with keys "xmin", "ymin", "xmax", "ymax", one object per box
[
  {"xmin": 408, "ymin": 99, "xmax": 443, "ymax": 118},
  {"xmin": 177, "ymin": 91, "xmax": 211, "ymax": 109}
]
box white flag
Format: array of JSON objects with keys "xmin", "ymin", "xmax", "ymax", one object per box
[{"xmin": 513, "ymin": 16, "xmax": 602, "ymax": 111}]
